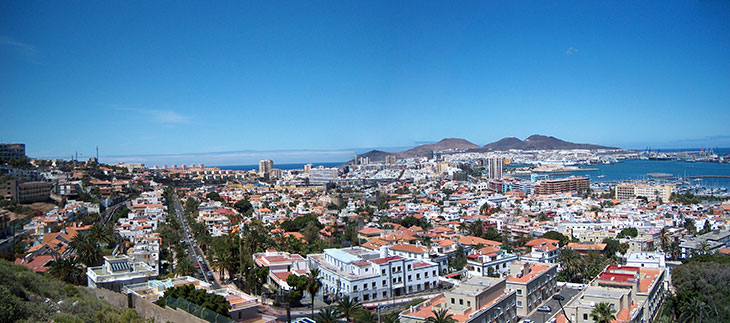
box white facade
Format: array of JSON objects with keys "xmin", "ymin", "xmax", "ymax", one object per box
[{"xmin": 309, "ymin": 247, "xmax": 440, "ymax": 302}]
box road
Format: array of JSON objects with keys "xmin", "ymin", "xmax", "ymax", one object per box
[
  {"xmin": 170, "ymin": 194, "xmax": 221, "ymax": 289},
  {"xmin": 524, "ymin": 286, "xmax": 582, "ymax": 323}
]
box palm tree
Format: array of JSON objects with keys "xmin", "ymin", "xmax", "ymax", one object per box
[
  {"xmin": 47, "ymin": 256, "xmax": 84, "ymax": 285},
  {"xmin": 590, "ymin": 302, "xmax": 616, "ymax": 323},
  {"xmin": 354, "ymin": 310, "xmax": 378, "ymax": 323},
  {"xmin": 315, "ymin": 306, "xmax": 343, "ymax": 323},
  {"xmin": 680, "ymin": 298, "xmax": 709, "ymax": 323},
  {"xmin": 558, "ymin": 248, "xmax": 584, "ymax": 283},
  {"xmin": 425, "ymin": 308, "xmax": 457, "ymax": 323},
  {"xmin": 307, "ymin": 268, "xmax": 323, "ymax": 319},
  {"xmin": 698, "ymin": 241, "xmax": 710, "ymax": 255},
  {"xmin": 336, "ymin": 295, "xmax": 362, "ymax": 322},
  {"xmin": 88, "ymin": 222, "xmax": 115, "ymax": 246},
  {"xmin": 69, "ymin": 232, "xmax": 103, "ymax": 267},
  {"xmin": 381, "ymin": 312, "xmax": 400, "ymax": 323}
]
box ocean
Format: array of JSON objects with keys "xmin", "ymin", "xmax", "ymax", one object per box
[
  {"xmin": 218, "ymin": 159, "xmax": 730, "ymax": 189},
  {"xmin": 539, "ymin": 160, "xmax": 730, "ymax": 189},
  {"xmin": 217, "ymin": 162, "xmax": 344, "ymax": 171}
]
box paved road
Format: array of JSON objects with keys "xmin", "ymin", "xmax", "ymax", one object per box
[
  {"xmin": 170, "ymin": 194, "xmax": 220, "ymax": 289},
  {"xmin": 524, "ymin": 286, "xmax": 582, "ymax": 323}
]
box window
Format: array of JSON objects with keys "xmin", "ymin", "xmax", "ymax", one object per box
[
  {"xmin": 433, "ymin": 270, "xmax": 436, "ymax": 276},
  {"xmin": 517, "ymin": 289, "xmax": 522, "ymax": 296},
  {"xmin": 382, "ymin": 280, "xmax": 387, "ymax": 286},
  {"xmin": 517, "ymin": 301, "xmax": 523, "ymax": 308},
  {"xmin": 383, "ymin": 292, "xmax": 387, "ymax": 297},
  {"xmin": 408, "ymin": 264, "xmax": 412, "ymax": 270},
  {"xmin": 353, "ymin": 285, "xmax": 358, "ymax": 291},
  {"xmin": 416, "ymin": 274, "xmax": 420, "ymax": 279},
  {"xmin": 408, "ymin": 275, "xmax": 412, "ymax": 281},
  {"xmin": 459, "ymin": 299, "xmax": 464, "ymax": 305},
  {"xmin": 372, "ymin": 282, "xmax": 376, "ymax": 288},
  {"xmin": 583, "ymin": 314, "xmax": 588, "ymax": 320},
  {"xmin": 451, "ymin": 298, "xmax": 455, "ymax": 304},
  {"xmin": 382, "ymin": 269, "xmax": 386, "ymax": 275}
]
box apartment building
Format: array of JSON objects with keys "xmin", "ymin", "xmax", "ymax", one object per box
[
  {"xmin": 505, "ymin": 261, "xmax": 558, "ymax": 317},
  {"xmin": 485, "ymin": 157, "xmax": 503, "ymax": 179},
  {"xmin": 615, "ymin": 183, "xmax": 675, "ymax": 202},
  {"xmin": 679, "ymin": 229, "xmax": 730, "ymax": 259},
  {"xmin": 309, "ymin": 167, "xmax": 338, "ymax": 185},
  {"xmin": 0, "ymin": 143, "xmax": 25, "ymax": 160},
  {"xmin": 534, "ymin": 177, "xmax": 589, "ymax": 195},
  {"xmin": 520, "ymin": 238, "xmax": 561, "ymax": 264},
  {"xmin": 0, "ymin": 178, "xmax": 52, "ymax": 203},
  {"xmin": 308, "ymin": 247, "xmax": 439, "ymax": 302},
  {"xmin": 400, "ymin": 277, "xmax": 517, "ymax": 323},
  {"xmin": 254, "ymin": 250, "xmax": 309, "ymax": 292},
  {"xmin": 466, "ymin": 246, "xmax": 519, "ymax": 277},
  {"xmin": 87, "ymin": 255, "xmax": 157, "ymax": 292},
  {"xmin": 560, "ymin": 264, "xmax": 665, "ymax": 323},
  {"xmin": 258, "ymin": 160, "xmax": 273, "ymax": 176}
]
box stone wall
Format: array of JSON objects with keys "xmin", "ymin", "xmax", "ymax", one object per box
[{"xmin": 84, "ymin": 287, "xmax": 207, "ymax": 323}]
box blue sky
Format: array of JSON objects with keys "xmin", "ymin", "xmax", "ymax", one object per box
[{"xmin": 1, "ymin": 1, "xmax": 729, "ymax": 165}]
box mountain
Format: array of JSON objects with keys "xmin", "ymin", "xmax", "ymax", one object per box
[
  {"xmin": 351, "ymin": 149, "xmax": 395, "ymax": 163},
  {"xmin": 398, "ymin": 138, "xmax": 480, "ymax": 158},
  {"xmin": 482, "ymin": 135, "xmax": 618, "ymax": 151},
  {"xmin": 345, "ymin": 135, "xmax": 617, "ymax": 165}
]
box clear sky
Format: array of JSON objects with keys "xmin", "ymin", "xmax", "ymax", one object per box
[{"xmin": 2, "ymin": 1, "xmax": 729, "ymax": 165}]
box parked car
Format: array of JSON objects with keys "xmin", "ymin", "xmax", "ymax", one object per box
[{"xmin": 537, "ymin": 305, "xmax": 552, "ymax": 312}]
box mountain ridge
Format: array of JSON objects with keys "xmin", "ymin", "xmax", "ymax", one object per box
[{"xmin": 347, "ymin": 135, "xmax": 618, "ymax": 164}]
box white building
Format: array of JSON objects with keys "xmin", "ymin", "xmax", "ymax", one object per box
[
  {"xmin": 87, "ymin": 255, "xmax": 156, "ymax": 292},
  {"xmin": 466, "ymin": 246, "xmax": 518, "ymax": 278},
  {"xmin": 309, "ymin": 247, "xmax": 440, "ymax": 302},
  {"xmin": 520, "ymin": 238, "xmax": 561, "ymax": 264}
]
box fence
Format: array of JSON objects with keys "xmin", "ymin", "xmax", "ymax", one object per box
[{"xmin": 164, "ymin": 296, "xmax": 236, "ymax": 323}]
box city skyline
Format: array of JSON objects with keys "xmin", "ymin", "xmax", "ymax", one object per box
[{"xmin": 2, "ymin": 1, "xmax": 730, "ymax": 163}]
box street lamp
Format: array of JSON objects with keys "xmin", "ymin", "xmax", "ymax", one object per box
[{"xmin": 552, "ymin": 294, "xmax": 572, "ymax": 323}]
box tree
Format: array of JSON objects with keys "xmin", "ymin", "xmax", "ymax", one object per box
[
  {"xmin": 233, "ymin": 199, "xmax": 253, "ymax": 217},
  {"xmin": 542, "ymin": 231, "xmax": 570, "ymax": 246},
  {"xmin": 337, "ymin": 295, "xmax": 363, "ymax": 322},
  {"xmin": 307, "ymin": 268, "xmax": 323, "ymax": 319},
  {"xmin": 558, "ymin": 248, "xmax": 583, "ymax": 283},
  {"xmin": 381, "ymin": 312, "xmax": 401, "ymax": 323},
  {"xmin": 315, "ymin": 306, "xmax": 344, "ymax": 323},
  {"xmin": 451, "ymin": 246, "xmax": 466, "ymax": 271},
  {"xmin": 175, "ymin": 257, "xmax": 195, "ymax": 277},
  {"xmin": 302, "ymin": 221, "xmax": 321, "ymax": 243},
  {"xmin": 47, "ymin": 256, "xmax": 84, "ymax": 285},
  {"xmin": 69, "ymin": 232, "xmax": 103, "ymax": 267},
  {"xmin": 590, "ymin": 302, "xmax": 616, "ymax": 323},
  {"xmin": 679, "ymin": 298, "xmax": 709, "ymax": 323},
  {"xmin": 425, "ymin": 308, "xmax": 457, "ymax": 323},
  {"xmin": 206, "ymin": 191, "xmax": 225, "ymax": 203},
  {"xmin": 617, "ymin": 227, "xmax": 638, "ymax": 239},
  {"xmin": 354, "ymin": 310, "xmax": 378, "ymax": 323}
]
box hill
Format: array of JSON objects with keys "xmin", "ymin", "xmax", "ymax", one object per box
[
  {"xmin": 0, "ymin": 259, "xmax": 146, "ymax": 323},
  {"xmin": 482, "ymin": 135, "xmax": 618, "ymax": 151},
  {"xmin": 353, "ymin": 149, "xmax": 395, "ymax": 163},
  {"xmin": 398, "ymin": 138, "xmax": 480, "ymax": 158}
]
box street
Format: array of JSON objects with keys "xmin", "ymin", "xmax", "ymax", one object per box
[
  {"xmin": 170, "ymin": 194, "xmax": 221, "ymax": 289},
  {"xmin": 524, "ymin": 286, "xmax": 582, "ymax": 323}
]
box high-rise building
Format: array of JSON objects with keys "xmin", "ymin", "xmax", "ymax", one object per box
[
  {"xmin": 485, "ymin": 158, "xmax": 503, "ymax": 179},
  {"xmin": 385, "ymin": 155, "xmax": 397, "ymax": 164},
  {"xmin": 615, "ymin": 183, "xmax": 675, "ymax": 202},
  {"xmin": 258, "ymin": 160, "xmax": 273, "ymax": 176},
  {"xmin": 303, "ymin": 163, "xmax": 313, "ymax": 174},
  {"xmin": 534, "ymin": 176, "xmax": 589, "ymax": 195},
  {"xmin": 309, "ymin": 167, "xmax": 337, "ymax": 185},
  {"xmin": 0, "ymin": 143, "xmax": 26, "ymax": 160}
]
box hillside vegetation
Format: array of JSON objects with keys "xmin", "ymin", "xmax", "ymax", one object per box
[{"xmin": 0, "ymin": 259, "xmax": 149, "ymax": 323}]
